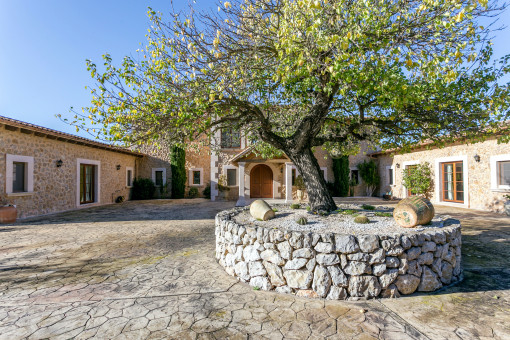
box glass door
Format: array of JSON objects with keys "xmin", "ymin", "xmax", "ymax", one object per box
[
  {"xmin": 442, "ymin": 162, "xmax": 464, "ymax": 203},
  {"xmin": 80, "ymin": 164, "xmax": 95, "ymax": 204}
]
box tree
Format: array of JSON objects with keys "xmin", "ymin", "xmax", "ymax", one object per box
[
  {"xmin": 402, "ymin": 162, "xmax": 433, "ymax": 198},
  {"xmin": 69, "ymin": 0, "xmax": 510, "ymax": 212},
  {"xmin": 357, "ymin": 160, "xmax": 380, "ymax": 197},
  {"xmin": 333, "ymin": 156, "xmax": 349, "ymax": 197},
  {"xmin": 170, "ymin": 146, "xmax": 186, "ymax": 198}
]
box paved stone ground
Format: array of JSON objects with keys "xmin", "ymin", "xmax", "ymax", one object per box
[{"xmin": 0, "ymin": 198, "xmax": 509, "ymax": 339}]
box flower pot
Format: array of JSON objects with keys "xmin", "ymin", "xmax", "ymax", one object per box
[
  {"xmin": 504, "ymin": 201, "xmax": 510, "ymax": 216},
  {"xmin": 0, "ymin": 206, "xmax": 17, "ymax": 224}
]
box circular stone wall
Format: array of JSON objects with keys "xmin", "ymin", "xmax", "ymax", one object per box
[{"xmin": 215, "ymin": 206, "xmax": 462, "ymax": 299}]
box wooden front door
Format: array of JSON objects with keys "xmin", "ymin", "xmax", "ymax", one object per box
[
  {"xmin": 250, "ymin": 164, "xmax": 273, "ymax": 198},
  {"xmin": 442, "ymin": 161, "xmax": 464, "ymax": 203}
]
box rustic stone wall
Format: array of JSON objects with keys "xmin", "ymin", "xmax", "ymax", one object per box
[
  {"xmin": 0, "ymin": 126, "xmax": 141, "ymax": 218},
  {"xmin": 135, "ymin": 144, "xmax": 172, "ymax": 197},
  {"xmin": 216, "ymin": 206, "xmax": 462, "ymax": 299},
  {"xmin": 376, "ymin": 138, "xmax": 510, "ymax": 212}
]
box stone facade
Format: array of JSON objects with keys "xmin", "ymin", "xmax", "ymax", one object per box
[
  {"xmin": 376, "ymin": 138, "xmax": 510, "ymax": 212},
  {"xmin": 0, "ymin": 117, "xmax": 171, "ymax": 219},
  {"xmin": 216, "ymin": 206, "xmax": 462, "ymax": 299}
]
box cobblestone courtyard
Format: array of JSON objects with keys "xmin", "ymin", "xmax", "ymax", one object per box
[{"xmin": 0, "ymin": 199, "xmax": 509, "ymax": 339}]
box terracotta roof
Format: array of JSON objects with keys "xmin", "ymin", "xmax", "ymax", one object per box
[{"xmin": 0, "ymin": 115, "xmax": 144, "ymax": 157}]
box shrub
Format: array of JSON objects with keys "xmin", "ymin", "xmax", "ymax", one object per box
[
  {"xmin": 188, "ymin": 187, "xmax": 199, "ymax": 198},
  {"xmin": 132, "ymin": 178, "xmax": 156, "ymax": 200},
  {"xmin": 290, "ymin": 203, "xmax": 300, "ymax": 209},
  {"xmin": 354, "ymin": 215, "xmax": 370, "ymax": 224},
  {"xmin": 357, "ymin": 160, "xmax": 380, "ymax": 196},
  {"xmin": 362, "ymin": 204, "xmax": 375, "ymax": 210},
  {"xmin": 326, "ymin": 181, "xmax": 336, "ymax": 196},
  {"xmin": 333, "ymin": 155, "xmax": 350, "ymax": 197},
  {"xmin": 375, "ymin": 212, "xmax": 393, "ymax": 217},
  {"xmin": 202, "ymin": 185, "xmax": 211, "ymax": 199},
  {"xmin": 402, "ymin": 162, "xmax": 433, "ymax": 198},
  {"xmin": 296, "ymin": 216, "xmax": 308, "ymax": 225},
  {"xmin": 171, "ymin": 146, "xmax": 186, "ymax": 198}
]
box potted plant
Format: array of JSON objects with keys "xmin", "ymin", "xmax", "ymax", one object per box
[
  {"xmin": 217, "ymin": 174, "xmax": 230, "ymax": 200},
  {"xmin": 294, "ymin": 175, "xmax": 306, "ymax": 202},
  {"xmin": 0, "ymin": 198, "xmax": 17, "ymax": 224},
  {"xmin": 504, "ymin": 194, "xmax": 510, "ymax": 216}
]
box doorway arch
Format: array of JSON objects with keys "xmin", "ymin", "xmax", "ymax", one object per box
[{"xmin": 250, "ymin": 164, "xmax": 273, "ymax": 198}]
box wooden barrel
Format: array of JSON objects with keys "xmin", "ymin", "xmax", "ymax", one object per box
[
  {"xmin": 0, "ymin": 206, "xmax": 17, "ymax": 224},
  {"xmin": 393, "ymin": 196, "xmax": 434, "ymax": 228},
  {"xmin": 250, "ymin": 200, "xmax": 275, "ymax": 221}
]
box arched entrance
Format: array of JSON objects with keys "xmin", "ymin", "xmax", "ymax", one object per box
[{"xmin": 250, "ymin": 164, "xmax": 273, "ymax": 198}]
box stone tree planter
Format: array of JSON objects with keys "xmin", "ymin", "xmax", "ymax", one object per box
[{"xmin": 215, "ymin": 205, "xmax": 462, "ymax": 300}]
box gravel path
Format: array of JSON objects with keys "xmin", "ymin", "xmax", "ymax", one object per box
[{"xmin": 233, "ymin": 204, "xmax": 447, "ymax": 235}]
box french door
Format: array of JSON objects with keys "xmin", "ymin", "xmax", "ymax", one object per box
[
  {"xmin": 80, "ymin": 164, "xmax": 96, "ymax": 204},
  {"xmin": 442, "ymin": 162, "xmax": 464, "ymax": 203}
]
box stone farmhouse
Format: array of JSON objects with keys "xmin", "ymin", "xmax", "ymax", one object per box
[
  {"xmin": 2, "ymin": 115, "xmax": 509, "ymax": 219},
  {"xmin": 184, "ymin": 128, "xmax": 510, "ymax": 213},
  {"xmin": 0, "ymin": 116, "xmax": 171, "ymax": 219}
]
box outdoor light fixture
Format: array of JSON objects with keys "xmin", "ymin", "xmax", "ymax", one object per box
[
  {"xmin": 474, "ymin": 154, "xmax": 481, "ymax": 162},
  {"xmin": 116, "ymin": 165, "xmax": 121, "ymax": 170},
  {"xmin": 56, "ymin": 159, "xmax": 63, "ymax": 168},
  {"xmin": 396, "ymin": 163, "xmax": 400, "ymax": 168}
]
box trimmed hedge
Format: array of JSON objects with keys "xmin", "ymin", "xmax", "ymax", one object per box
[{"xmin": 171, "ymin": 146, "xmax": 186, "ymax": 198}]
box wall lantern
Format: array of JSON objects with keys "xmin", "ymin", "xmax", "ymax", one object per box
[
  {"xmin": 396, "ymin": 163, "xmax": 400, "ymax": 168},
  {"xmin": 474, "ymin": 154, "xmax": 481, "ymax": 162},
  {"xmin": 116, "ymin": 165, "xmax": 121, "ymax": 170},
  {"xmin": 56, "ymin": 159, "xmax": 63, "ymax": 168}
]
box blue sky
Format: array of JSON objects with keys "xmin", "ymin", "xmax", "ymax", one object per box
[{"xmin": 0, "ymin": 1, "xmax": 509, "ymax": 139}]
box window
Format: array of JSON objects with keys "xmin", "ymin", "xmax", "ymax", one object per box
[
  {"xmin": 151, "ymin": 168, "xmax": 166, "ymax": 187},
  {"xmin": 155, "ymin": 171, "xmax": 163, "ymax": 186},
  {"xmin": 189, "ymin": 168, "xmax": 203, "ymax": 186},
  {"xmin": 490, "ymin": 155, "xmax": 510, "ymax": 190},
  {"xmin": 126, "ymin": 167, "xmax": 134, "ymax": 187},
  {"xmin": 227, "ymin": 168, "xmax": 237, "ymax": 186},
  {"xmin": 76, "ymin": 159, "xmax": 101, "ymax": 206},
  {"xmin": 221, "ymin": 128, "xmax": 241, "ymax": 148},
  {"xmin": 13, "ymin": 162, "xmax": 26, "ymax": 192},
  {"xmin": 350, "ymin": 170, "xmax": 359, "ymax": 185},
  {"xmin": 6, "ymin": 154, "xmax": 34, "ymax": 195},
  {"xmin": 193, "ymin": 171, "xmax": 201, "ymax": 185},
  {"xmin": 498, "ymin": 161, "xmax": 510, "ymax": 186},
  {"xmin": 291, "ymin": 168, "xmax": 297, "ymax": 185},
  {"xmin": 388, "ymin": 168, "xmax": 394, "ymax": 185}
]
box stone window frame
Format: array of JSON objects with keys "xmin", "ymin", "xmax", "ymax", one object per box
[
  {"xmin": 223, "ymin": 165, "xmax": 238, "ymax": 187},
  {"xmin": 189, "ymin": 168, "xmax": 203, "ymax": 186},
  {"xmin": 126, "ymin": 166, "xmax": 134, "ymax": 188},
  {"xmin": 6, "ymin": 154, "xmax": 34, "ymax": 196},
  {"xmin": 490, "ymin": 154, "xmax": 510, "ymax": 191},
  {"xmin": 386, "ymin": 165, "xmax": 395, "ymax": 186},
  {"xmin": 434, "ymin": 155, "xmax": 469, "ymax": 208},
  {"xmin": 152, "ymin": 168, "xmax": 166, "ymax": 187},
  {"xmin": 76, "ymin": 158, "xmax": 101, "ymax": 207}
]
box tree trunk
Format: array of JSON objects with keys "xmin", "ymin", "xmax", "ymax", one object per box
[{"xmin": 287, "ymin": 147, "xmax": 337, "ymax": 212}]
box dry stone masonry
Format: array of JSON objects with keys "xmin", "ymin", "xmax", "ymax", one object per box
[{"xmin": 215, "ymin": 206, "xmax": 462, "ymax": 299}]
